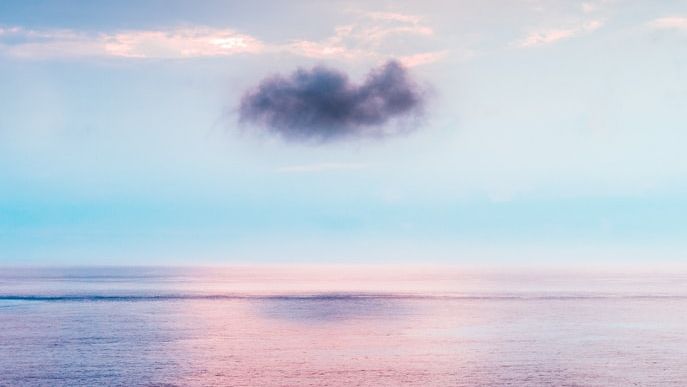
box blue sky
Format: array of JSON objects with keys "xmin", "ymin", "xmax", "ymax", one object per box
[{"xmin": 1, "ymin": 0, "xmax": 686, "ymax": 264}]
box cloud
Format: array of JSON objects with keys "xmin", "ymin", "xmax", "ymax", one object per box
[
  {"xmin": 103, "ymin": 27, "xmax": 264, "ymax": 58},
  {"xmin": 0, "ymin": 11, "xmax": 445, "ymax": 65},
  {"xmin": 398, "ymin": 50, "xmax": 449, "ymax": 67},
  {"xmin": 581, "ymin": 2, "xmax": 599, "ymax": 13},
  {"xmin": 283, "ymin": 12, "xmax": 441, "ymax": 65},
  {"xmin": 0, "ymin": 26, "xmax": 263, "ymax": 59},
  {"xmin": 363, "ymin": 11, "xmax": 424, "ymax": 24},
  {"xmin": 515, "ymin": 20, "xmax": 603, "ymax": 48},
  {"xmin": 238, "ymin": 60, "xmax": 427, "ymax": 143},
  {"xmin": 649, "ymin": 16, "xmax": 687, "ymax": 30},
  {"xmin": 275, "ymin": 163, "xmax": 368, "ymax": 173}
]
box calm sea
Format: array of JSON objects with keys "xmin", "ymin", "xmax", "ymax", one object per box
[{"xmin": 1, "ymin": 265, "xmax": 686, "ymax": 386}]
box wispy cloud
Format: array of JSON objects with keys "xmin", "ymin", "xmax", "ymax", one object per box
[
  {"xmin": 580, "ymin": 0, "xmax": 617, "ymax": 14},
  {"xmin": 275, "ymin": 163, "xmax": 368, "ymax": 173},
  {"xmin": 103, "ymin": 28, "xmax": 264, "ymax": 58},
  {"xmin": 398, "ymin": 50, "xmax": 449, "ymax": 67},
  {"xmin": 649, "ymin": 16, "xmax": 687, "ymax": 30},
  {"xmin": 363, "ymin": 11, "xmax": 424, "ymax": 24},
  {"xmin": 0, "ymin": 11, "xmax": 445, "ymax": 65},
  {"xmin": 581, "ymin": 2, "xmax": 599, "ymax": 14},
  {"xmin": 0, "ymin": 26, "xmax": 264, "ymax": 59},
  {"xmin": 284, "ymin": 11, "xmax": 442, "ymax": 66},
  {"xmin": 514, "ymin": 20, "xmax": 603, "ymax": 48}
]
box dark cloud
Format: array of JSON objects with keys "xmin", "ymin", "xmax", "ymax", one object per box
[{"xmin": 238, "ymin": 60, "xmax": 427, "ymax": 142}]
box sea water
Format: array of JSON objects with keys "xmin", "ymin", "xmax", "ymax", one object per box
[{"xmin": 1, "ymin": 266, "xmax": 686, "ymax": 386}]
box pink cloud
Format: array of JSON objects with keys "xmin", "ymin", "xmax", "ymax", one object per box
[
  {"xmin": 0, "ymin": 26, "xmax": 264, "ymax": 59},
  {"xmin": 363, "ymin": 11, "xmax": 424, "ymax": 24},
  {"xmin": 0, "ymin": 12, "xmax": 445, "ymax": 65},
  {"xmin": 283, "ymin": 11, "xmax": 442, "ymax": 65},
  {"xmin": 398, "ymin": 50, "xmax": 448, "ymax": 67},
  {"xmin": 515, "ymin": 20, "xmax": 603, "ymax": 48},
  {"xmin": 103, "ymin": 28, "xmax": 263, "ymax": 58},
  {"xmin": 649, "ymin": 16, "xmax": 687, "ymax": 30}
]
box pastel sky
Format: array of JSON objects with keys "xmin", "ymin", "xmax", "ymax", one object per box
[{"xmin": 1, "ymin": 0, "xmax": 686, "ymax": 265}]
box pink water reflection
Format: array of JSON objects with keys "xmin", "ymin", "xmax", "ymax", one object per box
[{"xmin": 2, "ymin": 266, "xmax": 687, "ymax": 386}]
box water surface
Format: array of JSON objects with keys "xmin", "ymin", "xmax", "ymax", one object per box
[{"xmin": 1, "ymin": 266, "xmax": 686, "ymax": 386}]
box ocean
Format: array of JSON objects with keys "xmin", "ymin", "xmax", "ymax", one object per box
[{"xmin": 1, "ymin": 265, "xmax": 686, "ymax": 386}]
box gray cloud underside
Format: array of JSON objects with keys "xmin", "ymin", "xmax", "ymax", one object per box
[{"xmin": 238, "ymin": 60, "xmax": 426, "ymax": 142}]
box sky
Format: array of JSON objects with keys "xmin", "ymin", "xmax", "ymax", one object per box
[{"xmin": 1, "ymin": 0, "xmax": 686, "ymax": 265}]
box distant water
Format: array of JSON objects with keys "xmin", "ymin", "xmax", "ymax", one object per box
[{"xmin": 1, "ymin": 266, "xmax": 687, "ymax": 386}]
